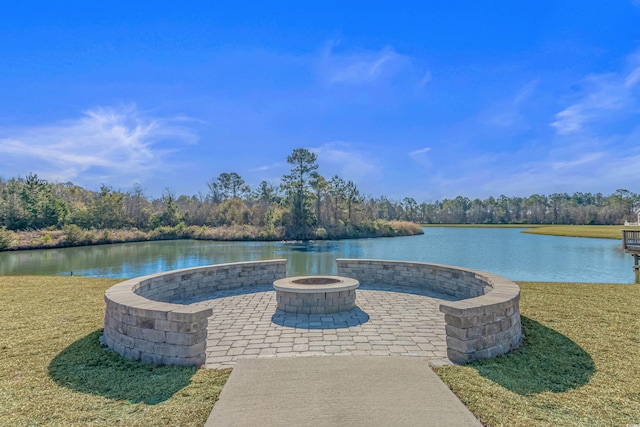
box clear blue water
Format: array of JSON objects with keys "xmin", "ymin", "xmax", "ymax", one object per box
[{"xmin": 0, "ymin": 228, "xmax": 635, "ymax": 283}]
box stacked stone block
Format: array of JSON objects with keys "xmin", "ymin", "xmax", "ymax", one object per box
[
  {"xmin": 133, "ymin": 260, "xmax": 288, "ymax": 302},
  {"xmin": 103, "ymin": 299, "xmax": 211, "ymax": 366},
  {"xmin": 276, "ymin": 289, "xmax": 357, "ymax": 314},
  {"xmin": 439, "ymin": 294, "xmax": 521, "ymax": 362},
  {"xmin": 336, "ymin": 259, "xmax": 488, "ymax": 298},
  {"xmin": 336, "ymin": 259, "xmax": 522, "ymax": 363},
  {"xmin": 103, "ymin": 260, "xmax": 287, "ymax": 366}
]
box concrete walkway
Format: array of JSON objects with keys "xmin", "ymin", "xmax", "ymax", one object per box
[
  {"xmin": 189, "ymin": 284, "xmax": 481, "ymax": 425},
  {"xmin": 205, "ymin": 356, "xmax": 482, "ymax": 427},
  {"xmin": 177, "ymin": 284, "xmax": 457, "ymax": 368}
]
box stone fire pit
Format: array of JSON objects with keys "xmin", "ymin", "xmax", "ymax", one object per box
[{"xmin": 273, "ymin": 276, "xmax": 359, "ymax": 314}]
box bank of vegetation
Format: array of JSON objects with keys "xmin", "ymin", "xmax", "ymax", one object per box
[
  {"xmin": 1, "ymin": 147, "xmax": 638, "ymax": 251},
  {"xmin": 0, "ymin": 148, "xmax": 422, "ymax": 251}
]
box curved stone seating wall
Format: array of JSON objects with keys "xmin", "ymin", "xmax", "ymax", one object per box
[
  {"xmin": 103, "ymin": 260, "xmax": 287, "ymax": 366},
  {"xmin": 336, "ymin": 259, "xmax": 522, "ymax": 363}
]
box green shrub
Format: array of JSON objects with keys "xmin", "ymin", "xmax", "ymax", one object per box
[
  {"xmin": 41, "ymin": 232, "xmax": 52, "ymax": 244},
  {"xmin": 148, "ymin": 213, "xmax": 162, "ymax": 230},
  {"xmin": 315, "ymin": 227, "xmax": 328, "ymax": 239},
  {"xmin": 0, "ymin": 227, "xmax": 15, "ymax": 251},
  {"xmin": 175, "ymin": 222, "xmax": 186, "ymax": 237},
  {"xmin": 194, "ymin": 225, "xmax": 208, "ymax": 238},
  {"xmin": 63, "ymin": 224, "xmax": 84, "ymax": 245},
  {"xmin": 150, "ymin": 226, "xmax": 178, "ymax": 239},
  {"xmin": 85, "ymin": 231, "xmax": 97, "ymax": 243}
]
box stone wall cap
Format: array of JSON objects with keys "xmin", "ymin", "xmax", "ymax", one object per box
[
  {"xmin": 336, "ymin": 258, "xmax": 487, "ymax": 275},
  {"xmin": 136, "ymin": 259, "xmax": 288, "ymax": 283},
  {"xmin": 274, "ymin": 276, "xmax": 359, "ymax": 293},
  {"xmin": 440, "ymin": 286, "xmax": 520, "ymax": 315}
]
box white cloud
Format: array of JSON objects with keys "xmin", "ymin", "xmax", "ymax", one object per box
[
  {"xmin": 249, "ymin": 162, "xmax": 285, "ymax": 172},
  {"xmin": 409, "ymin": 146, "xmax": 434, "ymax": 171},
  {"xmin": 396, "ymin": 55, "xmax": 640, "ymax": 199},
  {"xmin": 453, "ymin": 141, "xmax": 639, "ymax": 198},
  {"xmin": 551, "ymin": 105, "xmax": 588, "ymax": 134},
  {"xmin": 513, "ymin": 80, "xmax": 539, "ymax": 106},
  {"xmin": 404, "ymin": 126, "xmax": 640, "ymax": 199},
  {"xmin": 417, "ymin": 71, "xmax": 432, "ymax": 88},
  {"xmin": 551, "ymin": 152, "xmax": 604, "ymax": 170},
  {"xmin": 409, "ymin": 147, "xmax": 432, "ymax": 157},
  {"xmin": 551, "ymin": 56, "xmax": 640, "ymax": 134},
  {"xmin": 478, "ymin": 80, "xmax": 538, "ymax": 131},
  {"xmin": 0, "ymin": 105, "xmax": 197, "ymax": 187},
  {"xmin": 319, "ymin": 43, "xmax": 415, "ymax": 86},
  {"xmin": 625, "ymin": 66, "xmax": 640, "ymax": 87},
  {"xmin": 311, "ymin": 142, "xmax": 379, "ymax": 183}
]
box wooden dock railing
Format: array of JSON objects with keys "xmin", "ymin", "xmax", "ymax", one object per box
[
  {"xmin": 622, "ymin": 230, "xmax": 640, "ymax": 252},
  {"xmin": 623, "ymin": 230, "xmax": 640, "ymax": 279}
]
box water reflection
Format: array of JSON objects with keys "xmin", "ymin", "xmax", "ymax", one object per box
[{"xmin": 0, "ymin": 228, "xmax": 636, "ymax": 283}]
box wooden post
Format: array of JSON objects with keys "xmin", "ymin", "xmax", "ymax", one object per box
[{"xmin": 622, "ymin": 230, "xmax": 640, "ymax": 283}]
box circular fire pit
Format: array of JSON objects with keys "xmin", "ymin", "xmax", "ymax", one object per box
[{"xmin": 273, "ymin": 276, "xmax": 359, "ymax": 314}]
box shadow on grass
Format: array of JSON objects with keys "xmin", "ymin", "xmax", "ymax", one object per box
[
  {"xmin": 49, "ymin": 330, "xmax": 196, "ymax": 404},
  {"xmin": 470, "ymin": 316, "xmax": 595, "ymax": 395}
]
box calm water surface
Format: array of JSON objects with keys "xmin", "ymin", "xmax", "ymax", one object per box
[{"xmin": 0, "ymin": 228, "xmax": 635, "ymax": 283}]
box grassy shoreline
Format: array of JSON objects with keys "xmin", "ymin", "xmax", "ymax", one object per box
[
  {"xmin": 422, "ymin": 223, "xmax": 638, "ymax": 239},
  {"xmin": 420, "ymin": 223, "xmax": 542, "ymax": 228},
  {"xmin": 1, "ymin": 276, "xmax": 638, "ymax": 426},
  {"xmin": 0, "ymin": 220, "xmax": 423, "ymax": 252},
  {"xmin": 521, "ymin": 224, "xmax": 637, "ymax": 239}
]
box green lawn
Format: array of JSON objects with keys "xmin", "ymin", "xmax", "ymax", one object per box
[
  {"xmin": 0, "ymin": 276, "xmax": 229, "ymax": 426},
  {"xmin": 435, "ymin": 281, "xmax": 640, "ymax": 426},
  {"xmin": 1, "ymin": 277, "xmax": 638, "ymax": 426}
]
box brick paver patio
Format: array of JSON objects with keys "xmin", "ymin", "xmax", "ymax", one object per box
[{"xmin": 178, "ymin": 284, "xmax": 455, "ymax": 368}]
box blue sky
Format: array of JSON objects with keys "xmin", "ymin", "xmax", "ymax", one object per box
[{"xmin": 1, "ymin": 1, "xmax": 640, "ymax": 201}]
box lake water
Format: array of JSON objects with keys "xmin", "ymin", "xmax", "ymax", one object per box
[{"xmin": 0, "ymin": 228, "xmax": 636, "ymax": 283}]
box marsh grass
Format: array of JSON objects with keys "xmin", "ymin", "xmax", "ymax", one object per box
[
  {"xmin": 421, "ymin": 224, "xmax": 544, "ymax": 229},
  {"xmin": 522, "ymin": 225, "xmax": 637, "ymax": 239},
  {"xmin": 4, "ymin": 220, "xmax": 423, "ymax": 251},
  {"xmin": 435, "ymin": 282, "xmax": 640, "ymax": 426},
  {"xmin": 422, "ymin": 223, "xmax": 638, "ymax": 239},
  {"xmin": 0, "ymin": 276, "xmax": 229, "ymax": 426}
]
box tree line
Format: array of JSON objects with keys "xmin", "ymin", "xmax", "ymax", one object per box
[
  {"xmin": 0, "ymin": 147, "xmax": 638, "ymax": 244},
  {"xmin": 0, "ymin": 148, "xmax": 421, "ymax": 245},
  {"xmin": 397, "ymin": 190, "xmax": 638, "ymax": 225}
]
